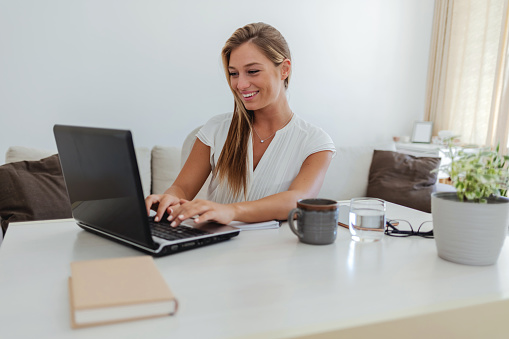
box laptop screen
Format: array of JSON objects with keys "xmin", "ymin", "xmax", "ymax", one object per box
[{"xmin": 54, "ymin": 125, "xmax": 155, "ymax": 249}]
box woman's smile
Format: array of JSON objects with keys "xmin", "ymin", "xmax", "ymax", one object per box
[{"xmin": 241, "ymin": 91, "xmax": 259, "ymax": 101}]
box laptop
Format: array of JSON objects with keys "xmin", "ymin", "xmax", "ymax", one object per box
[{"xmin": 53, "ymin": 124, "xmax": 240, "ymax": 257}]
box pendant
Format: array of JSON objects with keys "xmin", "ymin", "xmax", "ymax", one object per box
[{"xmin": 261, "ymin": 140, "xmax": 264, "ymax": 143}]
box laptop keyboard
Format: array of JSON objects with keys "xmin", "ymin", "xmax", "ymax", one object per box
[{"xmin": 149, "ymin": 218, "xmax": 210, "ymax": 241}]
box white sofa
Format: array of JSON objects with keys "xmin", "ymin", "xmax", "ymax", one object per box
[
  {"xmin": 3, "ymin": 126, "xmax": 458, "ymax": 249},
  {"xmin": 4, "ymin": 138, "xmax": 397, "ymax": 203}
]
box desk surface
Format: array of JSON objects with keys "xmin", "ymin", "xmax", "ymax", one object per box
[{"xmin": 0, "ymin": 203, "xmax": 508, "ymax": 338}]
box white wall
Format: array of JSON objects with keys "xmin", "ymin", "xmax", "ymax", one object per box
[{"xmin": 0, "ymin": 0, "xmax": 435, "ymax": 161}]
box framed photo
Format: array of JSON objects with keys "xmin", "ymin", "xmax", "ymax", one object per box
[{"xmin": 411, "ymin": 121, "xmax": 433, "ymax": 143}]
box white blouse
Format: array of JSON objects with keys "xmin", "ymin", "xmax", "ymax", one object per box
[{"xmin": 196, "ymin": 112, "xmax": 336, "ymax": 204}]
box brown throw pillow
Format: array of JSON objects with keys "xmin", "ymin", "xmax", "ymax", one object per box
[
  {"xmin": 0, "ymin": 154, "xmax": 72, "ymax": 233},
  {"xmin": 367, "ymin": 150, "xmax": 441, "ymax": 213}
]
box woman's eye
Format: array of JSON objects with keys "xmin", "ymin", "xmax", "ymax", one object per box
[
  {"xmin": 248, "ymin": 70, "xmax": 260, "ymax": 75},
  {"xmin": 229, "ymin": 72, "xmax": 238, "ymax": 77}
]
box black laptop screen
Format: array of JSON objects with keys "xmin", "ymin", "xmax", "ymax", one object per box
[{"xmin": 54, "ymin": 125, "xmax": 155, "ymax": 249}]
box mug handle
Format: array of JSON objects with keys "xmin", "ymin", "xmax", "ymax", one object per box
[
  {"xmin": 338, "ymin": 204, "xmax": 350, "ymax": 229},
  {"xmin": 288, "ymin": 208, "xmax": 303, "ymax": 239}
]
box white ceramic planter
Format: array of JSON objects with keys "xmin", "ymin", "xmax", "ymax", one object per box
[{"xmin": 431, "ymin": 192, "xmax": 509, "ymax": 266}]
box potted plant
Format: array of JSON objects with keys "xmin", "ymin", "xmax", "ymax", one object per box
[{"xmin": 432, "ymin": 141, "xmax": 509, "ymax": 265}]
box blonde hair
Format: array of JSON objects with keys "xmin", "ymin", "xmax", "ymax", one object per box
[{"xmin": 216, "ymin": 22, "xmax": 292, "ymax": 198}]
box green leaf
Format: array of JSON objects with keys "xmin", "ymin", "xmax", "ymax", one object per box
[{"xmin": 437, "ymin": 139, "xmax": 509, "ymax": 201}]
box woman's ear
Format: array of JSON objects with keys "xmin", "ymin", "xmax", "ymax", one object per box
[{"xmin": 281, "ymin": 59, "xmax": 291, "ymax": 80}]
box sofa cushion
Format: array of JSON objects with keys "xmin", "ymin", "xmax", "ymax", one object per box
[
  {"xmin": 318, "ymin": 143, "xmax": 396, "ymax": 201},
  {"xmin": 5, "ymin": 146, "xmax": 56, "ymax": 163},
  {"xmin": 180, "ymin": 126, "xmax": 211, "ymax": 200},
  {"xmin": 151, "ymin": 146, "xmax": 182, "ymax": 195},
  {"xmin": 133, "ymin": 147, "xmax": 151, "ymax": 198},
  {"xmin": 5, "ymin": 145, "xmax": 152, "ymax": 198},
  {"xmin": 367, "ymin": 150, "xmax": 441, "ymax": 212},
  {"xmin": 0, "ymin": 154, "xmax": 72, "ymax": 233}
]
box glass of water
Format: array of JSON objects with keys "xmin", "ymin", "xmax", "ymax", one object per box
[{"xmin": 349, "ymin": 198, "xmax": 386, "ymax": 242}]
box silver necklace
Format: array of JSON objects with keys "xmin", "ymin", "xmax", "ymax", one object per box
[{"xmin": 252, "ymin": 113, "xmax": 294, "ymax": 143}]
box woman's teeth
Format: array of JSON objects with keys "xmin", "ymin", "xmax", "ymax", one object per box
[{"xmin": 243, "ymin": 92, "xmax": 258, "ymax": 98}]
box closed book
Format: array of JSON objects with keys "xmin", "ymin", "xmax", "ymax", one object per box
[{"xmin": 69, "ymin": 256, "xmax": 178, "ymax": 329}]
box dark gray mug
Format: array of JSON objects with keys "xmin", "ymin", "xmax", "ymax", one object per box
[{"xmin": 288, "ymin": 198, "xmax": 339, "ymax": 245}]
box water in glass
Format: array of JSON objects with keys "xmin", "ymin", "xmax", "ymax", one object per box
[{"xmin": 349, "ymin": 198, "xmax": 386, "ymax": 242}]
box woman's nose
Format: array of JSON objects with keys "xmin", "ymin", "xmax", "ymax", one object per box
[{"xmin": 237, "ymin": 74, "xmax": 250, "ymax": 91}]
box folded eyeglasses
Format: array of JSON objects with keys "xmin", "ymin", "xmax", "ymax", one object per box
[{"xmin": 384, "ymin": 219, "xmax": 434, "ymax": 239}]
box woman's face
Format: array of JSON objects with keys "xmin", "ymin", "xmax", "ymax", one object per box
[{"xmin": 228, "ymin": 42, "xmax": 290, "ymax": 112}]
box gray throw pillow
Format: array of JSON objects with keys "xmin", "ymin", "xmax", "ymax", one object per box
[
  {"xmin": 367, "ymin": 150, "xmax": 441, "ymax": 213},
  {"xmin": 0, "ymin": 154, "xmax": 72, "ymax": 233}
]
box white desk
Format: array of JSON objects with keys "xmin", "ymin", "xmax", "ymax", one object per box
[{"xmin": 0, "ymin": 203, "xmax": 508, "ymax": 338}]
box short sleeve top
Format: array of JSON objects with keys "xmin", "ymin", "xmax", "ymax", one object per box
[{"xmin": 196, "ymin": 112, "xmax": 336, "ymax": 204}]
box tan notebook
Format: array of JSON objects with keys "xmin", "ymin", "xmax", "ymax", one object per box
[{"xmin": 69, "ymin": 256, "xmax": 178, "ymax": 329}]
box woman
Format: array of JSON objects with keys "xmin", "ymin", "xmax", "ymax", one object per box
[{"xmin": 145, "ymin": 22, "xmax": 335, "ymax": 226}]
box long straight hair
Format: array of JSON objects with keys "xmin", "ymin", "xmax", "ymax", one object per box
[{"xmin": 217, "ymin": 23, "xmax": 292, "ymax": 199}]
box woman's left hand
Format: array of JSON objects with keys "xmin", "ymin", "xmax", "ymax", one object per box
[{"xmin": 168, "ymin": 199, "xmax": 237, "ymax": 227}]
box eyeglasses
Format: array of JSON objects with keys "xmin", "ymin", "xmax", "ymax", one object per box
[{"xmin": 384, "ymin": 219, "xmax": 434, "ymax": 239}]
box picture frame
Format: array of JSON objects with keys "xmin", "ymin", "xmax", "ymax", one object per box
[{"xmin": 411, "ymin": 121, "xmax": 433, "ymax": 143}]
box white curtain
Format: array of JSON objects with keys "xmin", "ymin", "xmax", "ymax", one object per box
[
  {"xmin": 487, "ymin": 0, "xmax": 509, "ymax": 153},
  {"xmin": 425, "ymin": 0, "xmax": 509, "ymax": 154}
]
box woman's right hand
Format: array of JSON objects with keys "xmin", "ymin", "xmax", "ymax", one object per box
[{"xmin": 145, "ymin": 194, "xmax": 181, "ymax": 222}]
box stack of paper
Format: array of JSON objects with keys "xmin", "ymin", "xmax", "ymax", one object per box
[{"xmin": 228, "ymin": 220, "xmax": 281, "ymax": 231}]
